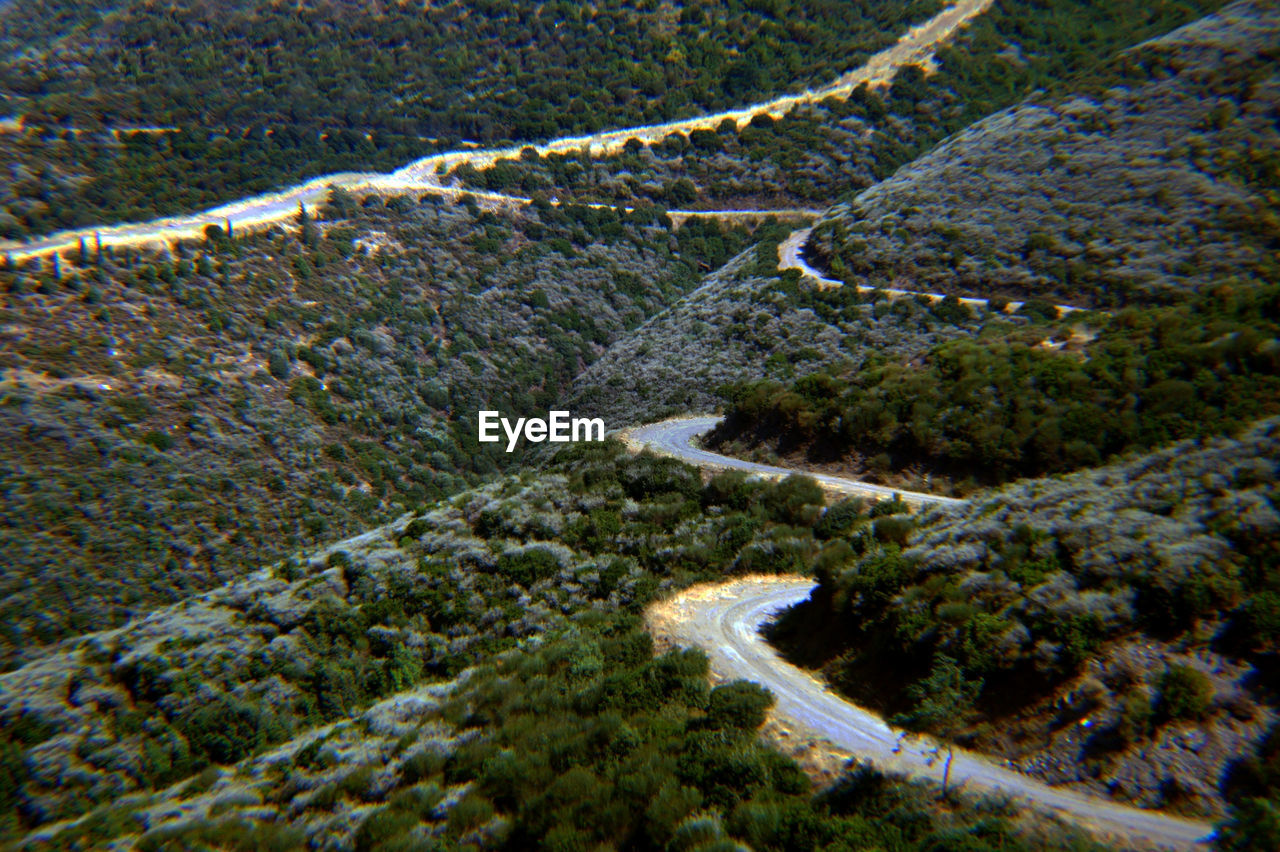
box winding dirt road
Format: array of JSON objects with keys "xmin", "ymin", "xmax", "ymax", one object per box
[
  {"xmin": 778, "ymin": 227, "xmax": 1084, "ymax": 316},
  {"xmin": 647, "ymin": 576, "xmax": 1214, "ymax": 850},
  {"xmin": 0, "ymin": 0, "xmax": 993, "ymax": 262},
  {"xmin": 630, "ymin": 418, "xmax": 1214, "ymax": 847},
  {"xmin": 622, "ymin": 415, "xmax": 965, "ymax": 508}
]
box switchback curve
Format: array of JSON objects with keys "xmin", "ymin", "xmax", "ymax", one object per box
[
  {"xmin": 632, "ymin": 420, "xmax": 1215, "ymax": 850},
  {"xmin": 647, "ymin": 576, "xmax": 1215, "ymax": 850}
]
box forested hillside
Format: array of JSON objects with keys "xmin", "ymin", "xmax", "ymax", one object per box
[
  {"xmin": 2, "ymin": 0, "xmax": 1279, "ymax": 849},
  {"xmin": 0, "ymin": 0, "xmax": 946, "ymax": 237},
  {"xmin": 0, "ymin": 191, "xmax": 754, "ymax": 668},
  {"xmin": 768, "ymin": 421, "xmax": 1280, "ymax": 818},
  {"xmin": 708, "ymin": 281, "xmax": 1280, "ymax": 494},
  {"xmin": 805, "ymin": 0, "xmax": 1279, "ymax": 305},
  {"xmin": 0, "ymin": 442, "xmax": 1097, "ymax": 852},
  {"xmin": 450, "ymin": 0, "xmax": 1232, "ymax": 212},
  {"xmin": 567, "ymin": 231, "xmax": 1009, "ymax": 428}
]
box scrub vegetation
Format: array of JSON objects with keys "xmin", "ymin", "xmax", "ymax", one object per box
[
  {"xmin": 769, "ymin": 422, "xmax": 1280, "ymax": 817},
  {"xmin": 0, "ymin": 191, "xmax": 754, "ymax": 667},
  {"xmin": 2, "ymin": 0, "xmax": 1278, "ymax": 848},
  {"xmin": 0, "ymin": 441, "xmax": 1097, "ymax": 851},
  {"xmin": 709, "ymin": 282, "xmax": 1280, "ymax": 493},
  {"xmin": 0, "ymin": 0, "xmax": 946, "ymax": 236}
]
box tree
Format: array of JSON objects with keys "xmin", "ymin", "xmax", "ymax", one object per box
[
  {"xmin": 268, "ymin": 349, "xmax": 291, "ymax": 380},
  {"xmin": 890, "ymin": 655, "xmax": 981, "ymax": 794},
  {"xmin": 1216, "ymin": 797, "xmax": 1280, "ymax": 852},
  {"xmin": 1156, "ymin": 664, "xmax": 1214, "ymax": 721}
]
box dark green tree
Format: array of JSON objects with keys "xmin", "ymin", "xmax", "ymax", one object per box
[{"xmin": 890, "ymin": 655, "xmax": 982, "ymax": 794}]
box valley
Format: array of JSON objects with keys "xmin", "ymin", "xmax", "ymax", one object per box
[{"xmin": 1, "ymin": 0, "xmax": 1277, "ymax": 850}]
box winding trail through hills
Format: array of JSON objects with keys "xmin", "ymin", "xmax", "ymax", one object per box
[
  {"xmin": 778, "ymin": 227, "xmax": 1084, "ymax": 315},
  {"xmin": 622, "ymin": 416, "xmax": 964, "ymax": 507},
  {"xmin": 0, "ymin": 0, "xmax": 1188, "ymax": 843},
  {"xmin": 647, "ymin": 576, "xmax": 1215, "ymax": 850},
  {"xmin": 631, "ymin": 419, "xmax": 1213, "ymax": 848},
  {"xmin": 0, "ymin": 0, "xmax": 992, "ymax": 262},
  {"xmin": 631, "ymin": 418, "xmax": 1214, "ymax": 848}
]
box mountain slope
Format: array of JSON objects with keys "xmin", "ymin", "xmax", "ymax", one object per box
[
  {"xmin": 0, "ymin": 194, "xmax": 753, "ymax": 667},
  {"xmin": 768, "ymin": 419, "xmax": 1280, "ymax": 817},
  {"xmin": 0, "ymin": 0, "xmax": 949, "ymax": 237},
  {"xmin": 566, "ymin": 233, "xmax": 993, "ymax": 428},
  {"xmin": 805, "ymin": 0, "xmax": 1279, "ymax": 306}
]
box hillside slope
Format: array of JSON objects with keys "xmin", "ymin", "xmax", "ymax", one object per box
[
  {"xmin": 805, "ymin": 0, "xmax": 1279, "ymax": 306},
  {"xmin": 0, "ymin": 194, "xmax": 752, "ymax": 667},
  {"xmin": 0, "ymin": 0, "xmax": 946, "ymax": 237},
  {"xmin": 769, "ymin": 420, "xmax": 1280, "ymax": 817},
  {"xmin": 0, "ymin": 443, "xmax": 1100, "ymax": 852},
  {"xmin": 450, "ymin": 0, "xmax": 1233, "ymax": 213},
  {"xmin": 566, "ymin": 234, "xmax": 1006, "ymax": 428}
]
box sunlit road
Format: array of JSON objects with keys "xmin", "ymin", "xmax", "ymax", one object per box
[
  {"xmin": 649, "ymin": 576, "xmax": 1215, "ymax": 850},
  {"xmin": 624, "ymin": 416, "xmax": 965, "ymax": 507},
  {"xmin": 1, "ymin": 0, "xmax": 994, "ymax": 262},
  {"xmin": 777, "ymin": 227, "xmax": 1083, "ymax": 316}
]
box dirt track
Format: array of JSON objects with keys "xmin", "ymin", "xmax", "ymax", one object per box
[{"xmin": 0, "ymin": 0, "xmax": 993, "ymax": 262}]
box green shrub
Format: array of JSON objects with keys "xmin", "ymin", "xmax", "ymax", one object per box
[
  {"xmin": 177, "ymin": 696, "xmax": 285, "ymax": 765},
  {"xmin": 268, "ymin": 349, "xmax": 291, "ymax": 380},
  {"xmin": 402, "ymin": 518, "xmax": 430, "ymax": 540},
  {"xmin": 702, "ymin": 470, "xmax": 762, "ymax": 510},
  {"xmin": 137, "ymin": 818, "xmax": 304, "ymax": 852},
  {"xmin": 872, "ymin": 515, "xmax": 914, "ymax": 546},
  {"xmin": 402, "ymin": 748, "xmax": 446, "ymax": 783},
  {"xmin": 354, "ymin": 807, "xmax": 419, "ymax": 852},
  {"xmin": 496, "ymin": 547, "xmax": 562, "ymax": 586},
  {"xmin": 141, "ymin": 430, "xmax": 174, "ymax": 451},
  {"xmin": 815, "ymin": 498, "xmax": 866, "ymax": 539},
  {"xmin": 619, "ymin": 454, "xmax": 702, "ymax": 500},
  {"xmin": 1157, "ymin": 664, "xmax": 1214, "ymax": 721},
  {"xmin": 446, "ymin": 793, "xmax": 494, "ymax": 837},
  {"xmin": 762, "ymin": 474, "xmax": 824, "ymax": 525},
  {"xmin": 706, "ymin": 681, "xmax": 774, "ymax": 730}
]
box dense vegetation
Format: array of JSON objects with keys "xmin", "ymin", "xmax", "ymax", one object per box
[
  {"xmin": 0, "ymin": 440, "xmax": 1095, "ymax": 851},
  {"xmin": 3, "ymin": 0, "xmax": 1277, "ymax": 848},
  {"xmin": 452, "ymin": 0, "xmax": 1231, "ymax": 213},
  {"xmin": 769, "ymin": 421, "xmax": 1280, "ymax": 819},
  {"xmin": 710, "ymin": 282, "xmax": 1280, "ymax": 492},
  {"xmin": 0, "ymin": 191, "xmax": 756, "ymax": 667},
  {"xmin": 0, "ymin": 0, "xmax": 946, "ymax": 236},
  {"xmin": 806, "ymin": 0, "xmax": 1277, "ymax": 305},
  {"xmin": 387, "ymin": 608, "xmax": 1097, "ymax": 852},
  {"xmin": 568, "ymin": 231, "xmax": 999, "ymax": 428}
]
